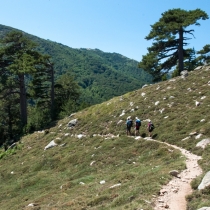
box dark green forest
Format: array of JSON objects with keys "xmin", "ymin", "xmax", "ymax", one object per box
[
  {"xmin": 0, "ymin": 24, "xmax": 152, "ymax": 146},
  {"xmin": 0, "ymin": 24, "xmax": 152, "ymax": 104}
]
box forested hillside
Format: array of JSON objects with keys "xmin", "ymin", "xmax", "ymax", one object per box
[{"xmin": 0, "ymin": 24, "xmax": 152, "ymax": 105}]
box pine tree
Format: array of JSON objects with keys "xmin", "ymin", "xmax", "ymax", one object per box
[
  {"xmin": 0, "ymin": 30, "xmax": 53, "ymax": 137},
  {"xmin": 138, "ymin": 9, "xmax": 208, "ymax": 81}
]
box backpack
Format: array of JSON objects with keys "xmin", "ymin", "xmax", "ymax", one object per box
[
  {"xmin": 136, "ymin": 119, "xmax": 141, "ymax": 126},
  {"xmin": 127, "ymin": 120, "xmax": 133, "ymax": 127},
  {"xmin": 149, "ymin": 123, "xmax": 155, "ymax": 130}
]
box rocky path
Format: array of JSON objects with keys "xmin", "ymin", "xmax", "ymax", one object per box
[{"xmin": 152, "ymin": 140, "xmax": 202, "ymax": 210}]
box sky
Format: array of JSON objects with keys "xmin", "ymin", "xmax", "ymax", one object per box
[{"xmin": 0, "ymin": 0, "xmax": 210, "ymax": 61}]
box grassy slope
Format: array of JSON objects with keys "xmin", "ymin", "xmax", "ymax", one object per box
[{"xmin": 0, "ymin": 66, "xmax": 210, "ymax": 209}]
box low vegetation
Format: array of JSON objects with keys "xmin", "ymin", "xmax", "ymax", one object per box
[{"xmin": 0, "ymin": 66, "xmax": 210, "ymax": 209}]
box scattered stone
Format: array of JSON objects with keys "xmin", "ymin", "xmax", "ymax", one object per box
[
  {"xmin": 201, "ymin": 96, "xmax": 206, "ymax": 100},
  {"xmin": 181, "ymin": 70, "xmax": 188, "ymax": 78},
  {"xmin": 119, "ymin": 110, "xmax": 125, "ymax": 117},
  {"xmin": 194, "ymin": 66, "xmax": 203, "ymax": 70},
  {"xmin": 109, "ymin": 183, "xmax": 121, "ymax": 189},
  {"xmin": 169, "ymin": 170, "xmax": 179, "ymax": 178},
  {"xmin": 27, "ymin": 203, "xmax": 38, "ymax": 207},
  {"xmin": 159, "ymin": 108, "xmax": 165, "ymax": 113},
  {"xmin": 67, "ymin": 119, "xmax": 77, "ymax": 127},
  {"xmin": 7, "ymin": 143, "xmax": 17, "ymax": 150},
  {"xmin": 77, "ymin": 134, "xmax": 85, "ymax": 139},
  {"xmin": 189, "ymin": 131, "xmax": 197, "ymax": 136},
  {"xmin": 117, "ymin": 120, "xmax": 123, "ymax": 125},
  {"xmin": 198, "ymin": 171, "xmax": 210, "ymax": 190},
  {"xmin": 142, "ymin": 84, "xmax": 148, "ymax": 88},
  {"xmin": 195, "ymin": 101, "xmax": 200, "ymax": 106},
  {"xmin": 69, "ymin": 113, "xmax": 76, "ymax": 118},
  {"xmin": 155, "ymin": 101, "xmax": 160, "ymax": 106},
  {"xmin": 44, "ymin": 140, "xmax": 57, "ymax": 150},
  {"xmin": 100, "ymin": 180, "xmax": 106, "ymax": 184},
  {"xmin": 90, "ymin": 161, "xmax": 96, "ymax": 166},
  {"xmin": 196, "ymin": 139, "xmax": 210, "ymax": 149},
  {"xmin": 197, "ymin": 207, "xmax": 210, "ymax": 210},
  {"xmin": 195, "ymin": 134, "xmax": 202, "ymax": 139},
  {"xmin": 59, "ymin": 143, "xmax": 66, "ymax": 147},
  {"xmin": 182, "ymin": 136, "xmax": 190, "ymax": 141},
  {"xmin": 79, "ymin": 182, "xmax": 85, "ymax": 185}
]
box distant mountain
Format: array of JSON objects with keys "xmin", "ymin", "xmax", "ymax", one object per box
[{"xmin": 0, "ymin": 24, "xmax": 152, "ymax": 104}]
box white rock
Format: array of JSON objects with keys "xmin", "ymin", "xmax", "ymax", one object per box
[
  {"xmin": 117, "ymin": 120, "xmax": 123, "ymax": 125},
  {"xmin": 109, "ymin": 183, "xmax": 121, "ymax": 189},
  {"xmin": 195, "ymin": 101, "xmax": 200, "ymax": 106},
  {"xmin": 198, "ymin": 171, "xmax": 210, "ymax": 190},
  {"xmin": 28, "ymin": 203, "xmax": 36, "ymax": 207},
  {"xmin": 90, "ymin": 161, "xmax": 96, "ymax": 166},
  {"xmin": 77, "ymin": 134, "xmax": 85, "ymax": 139},
  {"xmin": 141, "ymin": 92, "xmax": 146, "ymax": 97},
  {"xmin": 142, "ymin": 84, "xmax": 148, "ymax": 88},
  {"xmin": 195, "ymin": 134, "xmax": 202, "ymax": 139},
  {"xmin": 182, "ymin": 136, "xmax": 190, "ymax": 141},
  {"xmin": 159, "ymin": 108, "xmax": 165, "ymax": 113},
  {"xmin": 196, "ymin": 138, "xmax": 210, "ymax": 149},
  {"xmin": 155, "ymin": 101, "xmax": 160, "ymax": 106},
  {"xmin": 156, "ymin": 86, "xmax": 160, "ymax": 90},
  {"xmin": 201, "ymin": 96, "xmax": 206, "ymax": 100},
  {"xmin": 44, "ymin": 140, "xmax": 57, "ymax": 150},
  {"xmin": 197, "ymin": 207, "xmax": 210, "ymax": 210},
  {"xmin": 79, "ymin": 182, "xmax": 85, "ymax": 185},
  {"xmin": 100, "ymin": 180, "xmax": 106, "ymax": 184}
]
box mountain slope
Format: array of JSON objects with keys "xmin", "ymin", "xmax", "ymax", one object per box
[
  {"xmin": 0, "ymin": 24, "xmax": 152, "ymax": 105},
  {"xmin": 0, "ymin": 65, "xmax": 210, "ymax": 209}
]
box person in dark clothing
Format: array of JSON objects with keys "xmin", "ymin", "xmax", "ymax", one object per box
[
  {"xmin": 148, "ymin": 120, "xmax": 154, "ymax": 137},
  {"xmin": 135, "ymin": 117, "xmax": 141, "ymax": 136},
  {"xmin": 126, "ymin": 117, "xmax": 133, "ymax": 136}
]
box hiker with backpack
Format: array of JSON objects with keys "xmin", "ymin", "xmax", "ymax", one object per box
[
  {"xmin": 126, "ymin": 117, "xmax": 133, "ymax": 136},
  {"xmin": 148, "ymin": 120, "xmax": 154, "ymax": 137},
  {"xmin": 135, "ymin": 117, "xmax": 141, "ymax": 136}
]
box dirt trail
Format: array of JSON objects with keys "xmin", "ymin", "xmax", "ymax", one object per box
[{"xmin": 151, "ymin": 140, "xmax": 202, "ymax": 210}]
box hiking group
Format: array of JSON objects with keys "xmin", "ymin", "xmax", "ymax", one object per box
[{"xmin": 126, "ymin": 117, "xmax": 154, "ymax": 137}]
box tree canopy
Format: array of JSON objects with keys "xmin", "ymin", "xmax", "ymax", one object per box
[
  {"xmin": 138, "ymin": 8, "xmax": 209, "ymax": 81},
  {"xmin": 197, "ymin": 44, "xmax": 210, "ymax": 65},
  {"xmin": 0, "ymin": 31, "xmax": 55, "ymax": 144}
]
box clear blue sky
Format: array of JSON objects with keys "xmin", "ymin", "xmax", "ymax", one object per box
[{"xmin": 1, "ymin": 0, "xmax": 210, "ymax": 61}]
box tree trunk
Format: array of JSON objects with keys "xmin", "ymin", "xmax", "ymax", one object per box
[
  {"xmin": 50, "ymin": 64, "xmax": 55, "ymax": 120},
  {"xmin": 19, "ymin": 74, "xmax": 27, "ymax": 126},
  {"xmin": 178, "ymin": 28, "xmax": 184, "ymax": 75}
]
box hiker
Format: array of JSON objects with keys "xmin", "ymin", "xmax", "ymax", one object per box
[
  {"xmin": 148, "ymin": 120, "xmax": 154, "ymax": 137},
  {"xmin": 135, "ymin": 117, "xmax": 141, "ymax": 136},
  {"xmin": 126, "ymin": 117, "xmax": 133, "ymax": 136}
]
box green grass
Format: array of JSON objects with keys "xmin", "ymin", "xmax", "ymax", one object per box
[{"xmin": 1, "ymin": 66, "xmax": 210, "ymax": 209}]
